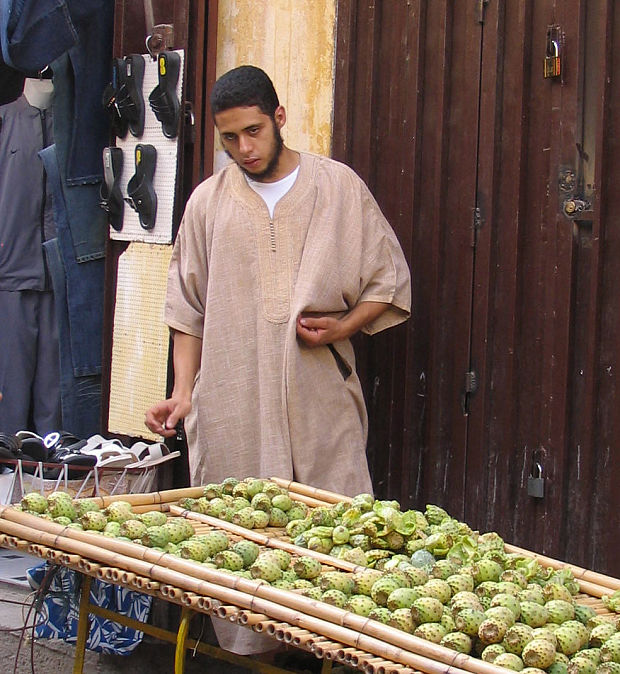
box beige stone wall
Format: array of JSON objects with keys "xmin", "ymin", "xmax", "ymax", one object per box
[{"xmin": 215, "ymin": 0, "xmax": 336, "ymax": 158}]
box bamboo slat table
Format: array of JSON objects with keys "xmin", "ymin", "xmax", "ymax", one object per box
[{"xmin": 0, "ymin": 479, "xmax": 618, "ymax": 674}]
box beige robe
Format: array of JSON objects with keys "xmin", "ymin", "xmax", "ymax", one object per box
[
  {"xmin": 165, "ymin": 152, "xmax": 411, "ymax": 654},
  {"xmin": 165, "ymin": 151, "xmax": 411, "ymax": 497}
]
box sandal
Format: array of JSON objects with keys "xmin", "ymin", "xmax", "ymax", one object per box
[
  {"xmin": 125, "ymin": 143, "xmax": 157, "ymax": 229},
  {"xmin": 99, "ymin": 147, "xmax": 124, "ymax": 231},
  {"xmin": 115, "ymin": 54, "xmax": 146, "ymax": 137},
  {"xmin": 148, "ymin": 51, "xmax": 181, "ymax": 138},
  {"xmin": 80, "ymin": 435, "xmax": 142, "ymax": 468},
  {"xmin": 124, "ymin": 441, "xmax": 180, "ymax": 469},
  {"xmin": 102, "ymin": 58, "xmax": 129, "ymax": 138}
]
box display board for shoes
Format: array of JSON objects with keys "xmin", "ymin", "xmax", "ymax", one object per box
[
  {"xmin": 108, "ymin": 242, "xmax": 172, "ymax": 439},
  {"xmin": 110, "ymin": 49, "xmax": 184, "ymax": 243}
]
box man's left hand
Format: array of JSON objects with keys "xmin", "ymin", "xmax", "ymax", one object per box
[{"xmin": 296, "ymin": 314, "xmax": 345, "ymax": 347}]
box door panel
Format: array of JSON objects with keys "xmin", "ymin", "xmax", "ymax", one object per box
[{"xmin": 335, "ymin": 0, "xmax": 619, "ymax": 576}]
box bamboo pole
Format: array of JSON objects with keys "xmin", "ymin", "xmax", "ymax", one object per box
[
  {"xmin": 292, "ymin": 632, "xmax": 317, "ymax": 649},
  {"xmin": 168, "ymin": 505, "xmax": 362, "ymax": 572},
  {"xmin": 360, "ymin": 656, "xmax": 389, "ymax": 670},
  {"xmin": 265, "ymin": 621, "xmax": 290, "ymax": 636},
  {"xmin": 283, "ymin": 627, "xmax": 313, "ymax": 644},
  {"xmin": 237, "ymin": 611, "xmax": 271, "ymax": 627},
  {"xmin": 215, "ymin": 605, "xmax": 241, "ymax": 620},
  {"xmin": 312, "ymin": 640, "xmax": 343, "ymax": 658},
  {"xmin": 269, "ymin": 478, "xmax": 352, "ymax": 505},
  {"xmin": 96, "ymin": 566, "xmax": 115, "ymax": 581},
  {"xmin": 196, "ymin": 596, "xmax": 214, "ymax": 611}
]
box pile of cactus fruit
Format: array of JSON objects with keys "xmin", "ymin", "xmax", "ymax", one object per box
[{"xmin": 15, "ymin": 481, "xmax": 620, "ymax": 674}]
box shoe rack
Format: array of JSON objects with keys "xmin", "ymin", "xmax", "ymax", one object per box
[{"xmin": 101, "ymin": 0, "xmax": 218, "ymax": 486}]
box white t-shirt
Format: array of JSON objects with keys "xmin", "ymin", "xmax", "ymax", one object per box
[{"xmin": 245, "ymin": 166, "xmax": 300, "ymax": 218}]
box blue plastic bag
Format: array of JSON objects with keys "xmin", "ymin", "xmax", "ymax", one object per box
[{"xmin": 27, "ymin": 562, "xmax": 152, "ymax": 655}]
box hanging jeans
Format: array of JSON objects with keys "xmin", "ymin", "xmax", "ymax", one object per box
[
  {"xmin": 40, "ymin": 144, "xmax": 103, "ymax": 438},
  {"xmin": 1, "ymin": 0, "xmax": 113, "ymax": 261}
]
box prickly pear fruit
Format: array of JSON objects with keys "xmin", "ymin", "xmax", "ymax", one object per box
[
  {"xmin": 567, "ymin": 656, "xmax": 597, "ymax": 674},
  {"xmin": 454, "ymin": 608, "xmax": 486, "ymax": 637},
  {"xmin": 320, "ymin": 588, "xmax": 349, "ymax": 609},
  {"xmin": 386, "ymin": 587, "xmax": 420, "ymax": 611},
  {"xmin": 371, "ymin": 574, "xmax": 407, "ymax": 606},
  {"xmin": 503, "ymin": 622, "xmax": 534, "ymax": 655},
  {"xmin": 521, "ymin": 637, "xmax": 557, "ymax": 669},
  {"xmin": 367, "ymin": 607, "xmax": 393, "ymax": 624},
  {"xmin": 411, "ymin": 596, "xmax": 444, "ymax": 624},
  {"xmin": 230, "ymin": 540, "xmax": 260, "ymax": 567},
  {"xmin": 249, "ymin": 553, "xmax": 282, "ymax": 582},
  {"xmin": 414, "ymin": 622, "xmax": 447, "ymax": 643},
  {"xmin": 545, "ymin": 599, "xmax": 576, "ymax": 624},
  {"xmin": 555, "ymin": 621, "xmax": 589, "ymax": 656},
  {"xmin": 345, "ymin": 594, "xmax": 378, "ymax": 617},
  {"xmin": 493, "ymin": 653, "xmax": 525, "ymax": 671},
  {"xmin": 319, "ymin": 571, "xmax": 355, "ymax": 594},
  {"xmin": 478, "ymin": 616, "xmax": 510, "ymax": 644},
  {"xmin": 519, "ymin": 601, "xmax": 550, "ymax": 628},
  {"xmin": 590, "ymin": 622, "xmax": 618, "ymax": 648},
  {"xmin": 21, "ymin": 492, "xmax": 48, "ymax": 514},
  {"xmin": 353, "ymin": 568, "xmax": 383, "ymax": 596},
  {"xmin": 141, "ymin": 525, "xmax": 171, "ymax": 548},
  {"xmin": 389, "ymin": 607, "xmax": 416, "ymax": 634},
  {"xmin": 81, "ymin": 510, "xmax": 109, "ymax": 531},
  {"xmin": 293, "ymin": 555, "xmax": 322, "ymax": 580},
  {"xmin": 481, "ymin": 644, "xmax": 506, "ymax": 663},
  {"xmin": 440, "ymin": 631, "xmax": 473, "ymax": 654},
  {"xmin": 214, "ymin": 550, "xmax": 245, "ymax": 570}
]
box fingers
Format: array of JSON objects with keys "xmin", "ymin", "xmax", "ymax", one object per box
[
  {"xmin": 145, "ymin": 400, "xmax": 181, "ymax": 437},
  {"xmin": 298, "ymin": 315, "xmax": 329, "ymax": 330}
]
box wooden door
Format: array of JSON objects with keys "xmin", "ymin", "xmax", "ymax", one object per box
[{"xmin": 334, "ymin": 0, "xmax": 620, "ymax": 576}]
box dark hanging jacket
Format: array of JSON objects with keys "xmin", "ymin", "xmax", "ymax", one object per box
[{"xmin": 0, "ymin": 94, "xmax": 54, "ymax": 290}]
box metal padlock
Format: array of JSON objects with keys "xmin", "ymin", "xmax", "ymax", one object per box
[
  {"xmin": 544, "ymin": 40, "xmax": 561, "ymax": 79},
  {"xmin": 527, "ymin": 463, "xmax": 545, "ymax": 498}
]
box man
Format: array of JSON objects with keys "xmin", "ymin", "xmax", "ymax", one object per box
[
  {"xmin": 145, "ymin": 63, "xmax": 410, "ymax": 657},
  {"xmin": 146, "ymin": 64, "xmax": 410, "ymax": 498}
]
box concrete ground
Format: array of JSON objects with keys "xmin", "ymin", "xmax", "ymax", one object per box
[{"xmin": 0, "ymin": 551, "xmax": 330, "ymax": 673}]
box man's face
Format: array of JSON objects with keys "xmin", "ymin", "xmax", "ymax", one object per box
[{"xmin": 215, "ymin": 105, "xmax": 285, "ymax": 182}]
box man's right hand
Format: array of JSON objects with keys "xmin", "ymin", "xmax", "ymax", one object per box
[{"xmin": 145, "ymin": 397, "xmax": 192, "ymax": 438}]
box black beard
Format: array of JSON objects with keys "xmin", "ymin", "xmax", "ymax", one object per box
[{"xmin": 229, "ymin": 121, "xmax": 284, "ymax": 182}]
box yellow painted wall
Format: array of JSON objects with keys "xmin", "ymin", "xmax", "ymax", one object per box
[{"xmin": 215, "ymin": 0, "xmax": 336, "ymax": 158}]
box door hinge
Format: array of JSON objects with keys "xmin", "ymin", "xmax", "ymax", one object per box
[
  {"xmin": 471, "ymin": 206, "xmax": 483, "ymax": 246},
  {"xmin": 461, "ymin": 370, "xmax": 478, "ymax": 415},
  {"xmin": 476, "ymin": 0, "xmax": 489, "ymax": 23},
  {"xmin": 473, "ymin": 206, "xmax": 483, "ymax": 229}
]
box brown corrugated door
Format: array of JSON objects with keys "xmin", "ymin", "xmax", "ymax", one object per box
[{"xmin": 335, "ymin": 0, "xmax": 619, "ymax": 576}]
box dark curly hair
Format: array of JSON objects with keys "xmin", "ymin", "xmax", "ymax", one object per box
[{"xmin": 210, "ymin": 65, "xmax": 280, "ymax": 118}]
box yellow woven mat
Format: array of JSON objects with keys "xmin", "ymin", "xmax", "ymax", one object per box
[{"xmin": 108, "ymin": 242, "xmax": 172, "ymax": 439}]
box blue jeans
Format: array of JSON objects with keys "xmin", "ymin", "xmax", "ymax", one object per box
[
  {"xmin": 1, "ymin": 0, "xmax": 113, "ymax": 260},
  {"xmin": 41, "ymin": 144, "xmax": 103, "ymax": 437},
  {"xmin": 40, "ymin": 144, "xmax": 104, "ymax": 376},
  {"xmin": 43, "ymin": 240, "xmax": 102, "ymax": 438}
]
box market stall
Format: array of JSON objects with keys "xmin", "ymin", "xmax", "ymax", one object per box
[{"xmin": 0, "ymin": 478, "xmax": 618, "ymax": 674}]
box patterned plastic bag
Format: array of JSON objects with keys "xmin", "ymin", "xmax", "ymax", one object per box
[{"xmin": 27, "ymin": 562, "xmax": 152, "ymax": 654}]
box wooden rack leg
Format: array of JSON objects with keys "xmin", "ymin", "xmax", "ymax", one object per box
[
  {"xmin": 175, "ymin": 606, "xmax": 193, "ymax": 674},
  {"xmin": 320, "ymin": 659, "xmax": 333, "ymax": 674},
  {"xmin": 73, "ymin": 573, "xmax": 93, "ymax": 674}
]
